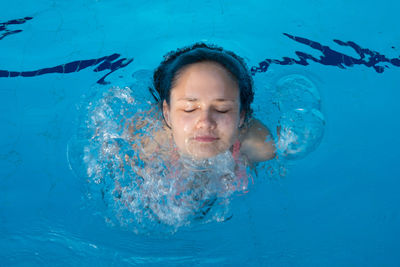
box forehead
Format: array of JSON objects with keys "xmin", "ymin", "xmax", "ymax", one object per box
[{"xmin": 171, "ymin": 61, "xmax": 239, "ymax": 100}]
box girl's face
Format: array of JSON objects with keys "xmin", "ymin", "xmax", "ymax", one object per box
[{"xmin": 163, "ymin": 61, "xmax": 244, "ymax": 159}]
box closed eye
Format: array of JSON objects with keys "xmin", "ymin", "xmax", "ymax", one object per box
[
  {"xmin": 184, "ymin": 109, "xmax": 196, "ymax": 113},
  {"xmin": 216, "ymin": 110, "xmax": 229, "ymax": 113}
]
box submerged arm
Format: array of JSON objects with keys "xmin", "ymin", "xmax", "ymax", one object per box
[{"xmin": 239, "ymin": 118, "xmax": 276, "ymax": 163}]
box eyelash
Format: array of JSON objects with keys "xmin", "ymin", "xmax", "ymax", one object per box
[{"xmin": 183, "ymin": 109, "xmax": 229, "ymax": 113}]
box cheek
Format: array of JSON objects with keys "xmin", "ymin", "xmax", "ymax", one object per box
[
  {"xmin": 170, "ymin": 112, "xmax": 195, "ymax": 135},
  {"xmin": 216, "ymin": 114, "xmax": 240, "ymax": 134}
]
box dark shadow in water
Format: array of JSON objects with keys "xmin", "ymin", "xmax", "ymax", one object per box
[
  {"xmin": 0, "ymin": 16, "xmax": 32, "ymax": 40},
  {"xmin": 0, "ymin": 54, "xmax": 133, "ymax": 85},
  {"xmin": 0, "ymin": 16, "xmax": 133, "ymax": 84},
  {"xmin": 250, "ymin": 33, "xmax": 400, "ymax": 75},
  {"xmin": 1, "ymin": 17, "xmax": 399, "ymax": 85}
]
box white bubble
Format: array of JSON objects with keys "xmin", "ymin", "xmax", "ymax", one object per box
[
  {"xmin": 277, "ymin": 108, "xmax": 325, "ymax": 159},
  {"xmin": 276, "ymin": 74, "xmax": 321, "ymax": 112}
]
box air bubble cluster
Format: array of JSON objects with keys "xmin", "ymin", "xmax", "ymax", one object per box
[
  {"xmin": 275, "ymin": 74, "xmax": 325, "ymax": 159},
  {"xmin": 68, "ymin": 81, "xmax": 252, "ymax": 233}
]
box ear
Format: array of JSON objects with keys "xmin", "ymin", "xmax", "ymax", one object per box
[
  {"xmin": 239, "ymin": 110, "xmax": 245, "ymax": 128},
  {"xmin": 162, "ymin": 100, "xmax": 171, "ymax": 127}
]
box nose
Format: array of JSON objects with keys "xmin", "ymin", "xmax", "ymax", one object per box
[{"xmin": 196, "ymin": 109, "xmax": 216, "ymax": 130}]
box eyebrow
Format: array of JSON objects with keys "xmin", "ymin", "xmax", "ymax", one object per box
[{"xmin": 177, "ymin": 97, "xmax": 237, "ymax": 102}]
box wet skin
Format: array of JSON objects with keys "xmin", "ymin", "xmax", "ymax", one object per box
[{"xmin": 162, "ymin": 61, "xmax": 276, "ymax": 162}]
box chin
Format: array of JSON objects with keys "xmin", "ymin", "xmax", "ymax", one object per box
[
  {"xmin": 186, "ymin": 144, "xmax": 227, "ymax": 159},
  {"xmin": 190, "ymin": 151, "xmax": 218, "ymax": 160}
]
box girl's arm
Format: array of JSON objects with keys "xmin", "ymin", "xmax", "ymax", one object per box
[{"xmin": 239, "ymin": 118, "xmax": 276, "ymax": 163}]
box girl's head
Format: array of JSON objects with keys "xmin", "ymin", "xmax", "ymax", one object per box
[{"xmin": 152, "ymin": 43, "xmax": 254, "ymax": 159}]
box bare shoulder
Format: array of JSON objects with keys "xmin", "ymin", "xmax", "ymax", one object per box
[{"xmin": 239, "ymin": 118, "xmax": 276, "ymax": 163}]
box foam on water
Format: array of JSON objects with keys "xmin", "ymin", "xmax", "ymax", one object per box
[
  {"xmin": 67, "ymin": 72, "xmax": 325, "ymax": 233},
  {"xmin": 68, "ymin": 85, "xmax": 253, "ymax": 233}
]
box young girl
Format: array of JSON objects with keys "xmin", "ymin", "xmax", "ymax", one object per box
[
  {"xmin": 132, "ymin": 42, "xmax": 276, "ymax": 166},
  {"xmin": 89, "ymin": 42, "xmax": 278, "ymax": 228}
]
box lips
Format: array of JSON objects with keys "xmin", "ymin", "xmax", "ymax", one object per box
[{"xmin": 194, "ymin": 136, "xmax": 219, "ymax": 142}]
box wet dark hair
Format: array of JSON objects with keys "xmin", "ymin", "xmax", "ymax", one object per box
[{"xmin": 151, "ymin": 42, "xmax": 254, "ymax": 122}]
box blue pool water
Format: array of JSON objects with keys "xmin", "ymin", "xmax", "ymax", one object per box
[{"xmin": 1, "ymin": 0, "xmax": 400, "ymax": 265}]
